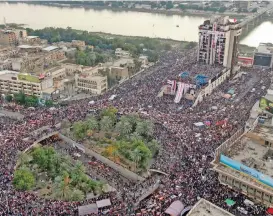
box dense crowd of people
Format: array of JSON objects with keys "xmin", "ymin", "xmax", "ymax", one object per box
[{"xmin": 0, "ymin": 47, "xmax": 271, "ymax": 215}]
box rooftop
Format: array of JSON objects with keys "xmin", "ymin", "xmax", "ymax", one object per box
[
  {"xmin": 26, "ymin": 36, "xmax": 39, "ymax": 39},
  {"xmin": 18, "ymin": 45, "xmax": 41, "ymax": 49},
  {"xmin": 225, "ymin": 128, "xmax": 273, "ymax": 178},
  {"xmin": 42, "ymin": 46, "xmax": 59, "ymax": 52},
  {"xmin": 78, "ymin": 74, "xmax": 106, "ymax": 82},
  {"xmin": 0, "ymin": 70, "xmax": 19, "ymax": 80},
  {"xmin": 187, "ymin": 198, "xmax": 234, "ymax": 216},
  {"xmin": 214, "ymin": 125, "xmax": 273, "ymax": 194},
  {"xmin": 256, "ymin": 43, "xmax": 273, "ymax": 54}
]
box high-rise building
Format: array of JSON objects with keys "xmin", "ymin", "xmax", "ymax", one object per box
[{"xmin": 197, "ymin": 16, "xmax": 242, "ymax": 69}]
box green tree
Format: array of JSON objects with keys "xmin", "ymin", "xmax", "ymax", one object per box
[
  {"xmin": 72, "ymin": 121, "xmax": 87, "ymax": 140},
  {"xmin": 146, "ymin": 139, "xmax": 159, "ymax": 156},
  {"xmin": 100, "ymin": 107, "xmax": 118, "ymax": 122},
  {"xmin": 45, "ymin": 100, "xmax": 54, "ymax": 107},
  {"xmin": 136, "ymin": 120, "xmax": 154, "ymax": 138},
  {"xmin": 25, "ymin": 95, "xmax": 38, "ymax": 107},
  {"xmin": 85, "ymin": 117, "xmax": 99, "ymax": 131},
  {"xmin": 17, "ymin": 151, "xmax": 32, "ymax": 166},
  {"xmin": 218, "ymin": 7, "xmax": 226, "ymax": 13},
  {"xmin": 69, "ymin": 189, "xmax": 85, "ymax": 201},
  {"xmin": 100, "ymin": 116, "xmax": 114, "ymax": 131},
  {"xmin": 14, "ymin": 91, "xmax": 26, "ymax": 105},
  {"xmin": 13, "ymin": 169, "xmax": 35, "ymax": 191},
  {"xmin": 166, "ymin": 1, "xmax": 174, "ymax": 9},
  {"xmin": 115, "ymin": 120, "xmax": 132, "ymax": 136},
  {"xmin": 252, "ymin": 8, "xmax": 258, "ymax": 13},
  {"xmin": 5, "ymin": 94, "xmax": 13, "ymax": 102}
]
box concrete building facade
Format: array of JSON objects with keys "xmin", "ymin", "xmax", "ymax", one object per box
[
  {"xmin": 75, "ymin": 74, "xmax": 107, "ymax": 95},
  {"xmin": 0, "ymin": 30, "xmax": 18, "ymax": 47},
  {"xmin": 0, "ymin": 71, "xmax": 53, "ymax": 97},
  {"xmin": 197, "ymin": 16, "xmax": 242, "ymax": 69},
  {"xmin": 212, "ymin": 119, "xmax": 273, "ymax": 206}
]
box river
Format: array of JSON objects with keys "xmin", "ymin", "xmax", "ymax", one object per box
[{"xmin": 0, "ymin": 3, "xmax": 273, "ymax": 47}]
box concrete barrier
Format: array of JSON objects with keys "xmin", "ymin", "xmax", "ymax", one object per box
[{"xmin": 58, "ymin": 134, "xmax": 145, "ymax": 182}]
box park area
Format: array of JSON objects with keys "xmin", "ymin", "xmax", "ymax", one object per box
[
  {"xmin": 63, "ymin": 107, "xmax": 159, "ymax": 173},
  {"xmin": 13, "ymin": 144, "xmax": 104, "ymax": 201}
]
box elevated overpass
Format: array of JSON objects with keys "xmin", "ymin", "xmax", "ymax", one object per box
[{"xmin": 239, "ymin": 4, "xmax": 273, "ymax": 28}]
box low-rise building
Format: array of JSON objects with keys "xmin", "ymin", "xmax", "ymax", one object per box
[
  {"xmin": 0, "ymin": 59, "xmax": 12, "ymax": 71},
  {"xmin": 0, "ymin": 30, "xmax": 18, "ymax": 46},
  {"xmin": 212, "ymin": 110, "xmax": 273, "ymax": 206},
  {"xmin": 0, "ymin": 71, "xmax": 53, "ymax": 97},
  {"xmin": 72, "ymin": 40, "xmax": 86, "ymax": 50},
  {"xmin": 115, "ymin": 48, "xmax": 130, "ymax": 58},
  {"xmin": 187, "ymin": 198, "xmax": 234, "ymax": 216},
  {"xmin": 253, "ymin": 43, "xmax": 273, "ymax": 69},
  {"xmin": 139, "ymin": 55, "xmax": 149, "ymax": 65},
  {"xmin": 109, "ymin": 67, "xmax": 129, "ymax": 79},
  {"xmin": 75, "ymin": 73, "xmax": 107, "ymax": 95},
  {"xmin": 45, "ymin": 66, "xmax": 66, "ymax": 80}
]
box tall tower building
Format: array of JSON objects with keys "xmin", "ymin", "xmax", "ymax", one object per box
[{"xmin": 197, "ymin": 16, "xmax": 242, "ymax": 69}]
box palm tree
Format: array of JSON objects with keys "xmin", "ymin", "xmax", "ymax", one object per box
[
  {"xmin": 100, "ymin": 116, "xmax": 113, "ymax": 131},
  {"xmin": 85, "ymin": 117, "xmax": 99, "ymax": 131},
  {"xmin": 17, "ymin": 151, "xmax": 32, "ymax": 165},
  {"xmin": 112, "ymin": 148, "xmax": 120, "ymax": 163},
  {"xmin": 136, "ymin": 120, "xmax": 154, "ymax": 138},
  {"xmin": 115, "ymin": 121, "xmax": 132, "ymax": 137},
  {"xmin": 129, "ymin": 132, "xmax": 143, "ymax": 142},
  {"xmin": 130, "ymin": 149, "xmax": 141, "ymax": 171},
  {"xmin": 146, "ymin": 139, "xmax": 159, "ymax": 157},
  {"xmin": 69, "ymin": 189, "xmax": 85, "ymax": 201}
]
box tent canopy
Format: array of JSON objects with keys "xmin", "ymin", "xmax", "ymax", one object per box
[
  {"xmin": 96, "ymin": 199, "xmax": 111, "ymax": 208},
  {"xmin": 225, "ymin": 199, "xmax": 236, "ymax": 207},
  {"xmin": 78, "ymin": 204, "xmax": 98, "ymax": 216},
  {"xmin": 165, "ymin": 200, "xmax": 184, "ymax": 216}
]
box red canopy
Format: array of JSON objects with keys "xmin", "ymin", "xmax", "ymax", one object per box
[{"xmin": 267, "ymin": 208, "xmax": 273, "ymax": 215}]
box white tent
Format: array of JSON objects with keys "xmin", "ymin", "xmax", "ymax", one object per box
[
  {"xmin": 96, "ymin": 199, "xmax": 111, "ymax": 208},
  {"xmin": 78, "ymin": 204, "xmax": 98, "ymax": 216},
  {"xmin": 165, "ymin": 200, "xmax": 184, "ymax": 216},
  {"xmin": 193, "ymin": 122, "xmax": 204, "ymax": 127}
]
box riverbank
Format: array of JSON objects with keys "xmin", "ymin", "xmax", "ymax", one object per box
[{"xmin": 20, "ymin": 2, "xmax": 247, "ymax": 19}]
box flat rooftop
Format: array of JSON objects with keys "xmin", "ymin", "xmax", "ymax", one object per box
[
  {"xmin": 42, "ymin": 46, "xmax": 59, "ymax": 52},
  {"xmin": 187, "ymin": 198, "xmax": 234, "ymax": 216},
  {"xmin": 214, "ymin": 126, "xmax": 273, "ymax": 194},
  {"xmin": 0, "ymin": 71, "xmax": 19, "ymax": 80},
  {"xmin": 225, "ymin": 127, "xmax": 273, "ymax": 178}
]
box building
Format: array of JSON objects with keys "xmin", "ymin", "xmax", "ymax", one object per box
[
  {"xmin": 187, "ymin": 198, "xmax": 234, "ymax": 216},
  {"xmin": 71, "ymin": 40, "xmax": 85, "ymax": 50},
  {"xmin": 45, "ymin": 67, "xmax": 66, "ymax": 80},
  {"xmin": 115, "ymin": 48, "xmax": 130, "ymax": 58},
  {"xmin": 139, "ymin": 55, "xmax": 149, "ymax": 66},
  {"xmin": 197, "ymin": 16, "xmax": 242, "ymax": 69},
  {"xmin": 212, "ymin": 109, "xmax": 273, "ymax": 206},
  {"xmin": 253, "ymin": 43, "xmax": 273, "ymax": 68},
  {"xmin": 109, "ymin": 67, "xmax": 129, "ymax": 79},
  {"xmin": 75, "ymin": 74, "xmax": 107, "ymax": 95},
  {"xmin": 0, "ymin": 30, "xmax": 18, "ymax": 46},
  {"xmin": 0, "ymin": 71, "xmax": 53, "ymax": 97},
  {"xmin": 0, "ymin": 59, "xmax": 12, "ymax": 71}
]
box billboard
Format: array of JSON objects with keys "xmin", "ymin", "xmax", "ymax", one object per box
[
  {"xmin": 220, "ymin": 155, "xmax": 273, "ymax": 188},
  {"xmin": 259, "ymin": 97, "xmax": 273, "ymax": 114},
  {"xmin": 18, "ymin": 73, "xmax": 40, "ymax": 83}
]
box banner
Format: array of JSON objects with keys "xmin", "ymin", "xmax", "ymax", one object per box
[{"xmin": 259, "ymin": 97, "xmax": 273, "ymax": 114}]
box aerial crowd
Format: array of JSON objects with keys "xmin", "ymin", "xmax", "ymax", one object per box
[{"xmin": 0, "ymin": 47, "xmax": 271, "ymax": 215}]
